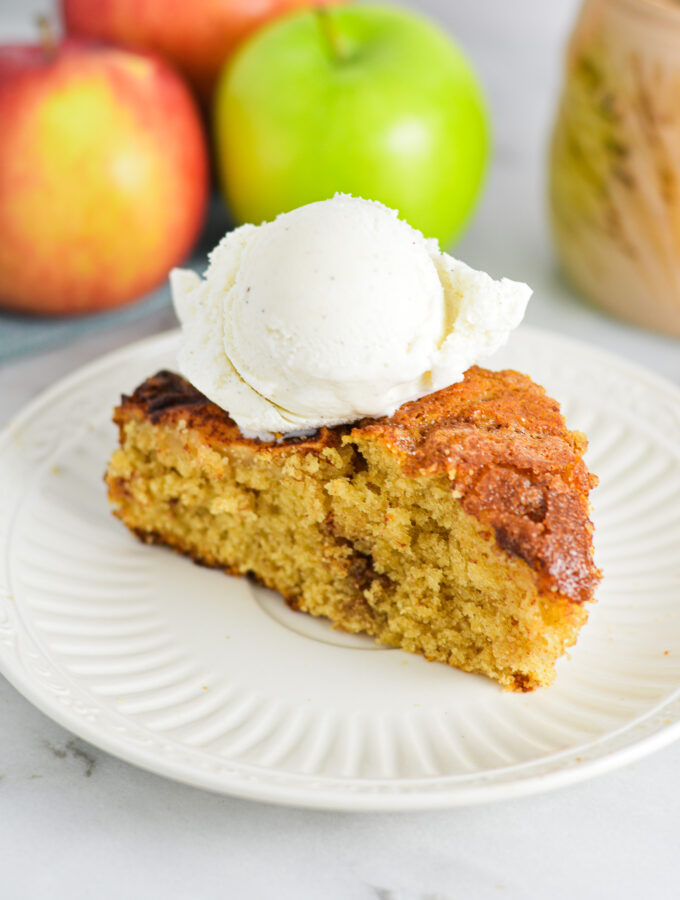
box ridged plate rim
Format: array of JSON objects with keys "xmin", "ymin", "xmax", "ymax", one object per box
[{"xmin": 1, "ymin": 324, "xmax": 680, "ymax": 811}]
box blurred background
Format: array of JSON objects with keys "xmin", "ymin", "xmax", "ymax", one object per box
[{"xmin": 1, "ymin": 0, "xmax": 679, "ymax": 379}]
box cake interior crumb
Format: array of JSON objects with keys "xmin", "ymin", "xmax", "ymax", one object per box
[{"xmin": 107, "ymin": 413, "xmax": 588, "ymax": 691}]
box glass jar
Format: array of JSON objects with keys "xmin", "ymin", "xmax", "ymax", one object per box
[{"xmin": 549, "ymin": 0, "xmax": 680, "ymax": 337}]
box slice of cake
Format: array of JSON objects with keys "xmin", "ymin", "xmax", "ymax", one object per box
[{"xmin": 106, "ymin": 366, "xmax": 600, "ymax": 691}]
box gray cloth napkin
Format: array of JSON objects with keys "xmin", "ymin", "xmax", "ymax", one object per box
[{"xmin": 0, "ymin": 281, "xmax": 173, "ymax": 365}]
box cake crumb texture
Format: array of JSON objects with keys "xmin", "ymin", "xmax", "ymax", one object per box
[{"xmin": 106, "ymin": 369, "xmax": 600, "ymax": 691}]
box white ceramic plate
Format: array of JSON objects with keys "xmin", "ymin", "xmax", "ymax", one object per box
[{"xmin": 1, "ymin": 326, "xmax": 680, "ymax": 810}]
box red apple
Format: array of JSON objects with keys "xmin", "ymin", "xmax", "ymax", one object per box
[
  {"xmin": 0, "ymin": 38, "xmax": 208, "ymax": 315},
  {"xmin": 61, "ymin": 0, "xmax": 342, "ymax": 107}
]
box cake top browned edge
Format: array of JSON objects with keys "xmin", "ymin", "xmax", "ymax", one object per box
[{"xmin": 114, "ymin": 368, "xmax": 601, "ymax": 604}]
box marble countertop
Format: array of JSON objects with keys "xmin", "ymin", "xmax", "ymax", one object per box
[{"xmin": 2, "ymin": 1, "xmax": 679, "ymax": 898}]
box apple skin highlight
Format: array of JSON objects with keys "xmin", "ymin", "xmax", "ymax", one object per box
[
  {"xmin": 0, "ymin": 40, "xmax": 208, "ymax": 315},
  {"xmin": 214, "ymin": 4, "xmax": 489, "ymax": 248}
]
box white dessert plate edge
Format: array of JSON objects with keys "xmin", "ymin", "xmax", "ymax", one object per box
[{"xmin": 1, "ymin": 324, "xmax": 679, "ymax": 811}]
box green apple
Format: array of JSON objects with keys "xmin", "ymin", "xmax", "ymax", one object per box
[{"xmin": 213, "ymin": 4, "xmax": 489, "ymax": 247}]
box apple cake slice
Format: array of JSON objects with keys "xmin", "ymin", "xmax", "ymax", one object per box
[{"xmin": 106, "ymin": 366, "xmax": 600, "ymax": 691}]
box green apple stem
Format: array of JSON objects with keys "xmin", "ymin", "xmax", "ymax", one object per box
[
  {"xmin": 316, "ymin": 8, "xmax": 348, "ymax": 63},
  {"xmin": 37, "ymin": 15, "xmax": 58, "ymax": 59}
]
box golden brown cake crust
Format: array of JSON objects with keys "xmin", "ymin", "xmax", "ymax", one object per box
[
  {"xmin": 354, "ymin": 366, "xmax": 600, "ymax": 604},
  {"xmin": 117, "ymin": 369, "xmax": 345, "ymax": 452},
  {"xmin": 116, "ymin": 368, "xmax": 600, "ymax": 605}
]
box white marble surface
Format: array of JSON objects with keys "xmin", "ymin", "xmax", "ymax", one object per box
[{"xmin": 2, "ymin": 1, "xmax": 680, "ymax": 898}]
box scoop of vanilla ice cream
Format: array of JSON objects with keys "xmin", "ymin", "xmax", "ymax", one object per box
[{"xmin": 171, "ymin": 195, "xmax": 531, "ymax": 440}]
